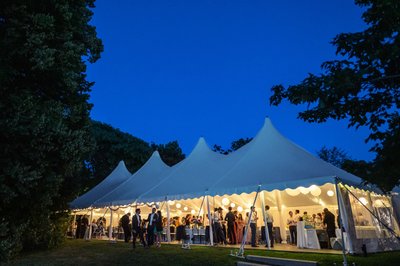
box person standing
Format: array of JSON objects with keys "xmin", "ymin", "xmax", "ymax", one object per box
[
  {"xmin": 250, "ymin": 206, "xmax": 258, "ymax": 247},
  {"xmin": 155, "ymin": 210, "xmax": 163, "ymax": 247},
  {"xmin": 146, "ymin": 207, "xmax": 158, "ymax": 247},
  {"xmin": 323, "ymin": 208, "xmax": 336, "ymax": 245},
  {"xmin": 120, "ymin": 212, "xmax": 131, "ymax": 243},
  {"xmin": 225, "ymin": 207, "xmax": 237, "ymax": 244},
  {"xmin": 287, "ymin": 211, "xmax": 297, "ymax": 245},
  {"xmin": 132, "ymin": 208, "xmax": 146, "ymax": 248},
  {"xmin": 265, "ymin": 205, "xmax": 274, "ymax": 248},
  {"xmin": 213, "ymin": 207, "xmax": 227, "ymax": 245}
]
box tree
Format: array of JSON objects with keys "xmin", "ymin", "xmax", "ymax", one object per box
[
  {"xmin": 213, "ymin": 137, "xmax": 253, "ymax": 154},
  {"xmin": 270, "ymin": 0, "xmax": 400, "ymax": 192},
  {"xmin": 151, "ymin": 141, "xmax": 185, "ymax": 166},
  {"xmin": 83, "ymin": 121, "xmax": 153, "ymax": 192},
  {"xmin": 317, "ymin": 146, "xmax": 350, "ymax": 168},
  {"xmin": 0, "ymin": 0, "xmax": 103, "ymax": 260}
]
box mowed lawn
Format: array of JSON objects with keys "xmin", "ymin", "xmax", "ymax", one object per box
[{"xmin": 5, "ymin": 239, "xmax": 400, "ymax": 266}]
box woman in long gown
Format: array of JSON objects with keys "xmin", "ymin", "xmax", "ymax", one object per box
[{"xmin": 236, "ymin": 214, "xmax": 245, "ymax": 244}]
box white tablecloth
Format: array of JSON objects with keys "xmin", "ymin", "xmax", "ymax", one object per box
[{"xmin": 297, "ymin": 222, "xmax": 321, "ymax": 249}]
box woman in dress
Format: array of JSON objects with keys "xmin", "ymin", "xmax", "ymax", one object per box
[{"xmin": 236, "ymin": 213, "xmax": 245, "ymax": 244}]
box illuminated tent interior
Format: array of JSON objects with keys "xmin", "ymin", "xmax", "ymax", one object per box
[{"xmin": 70, "ymin": 118, "xmax": 400, "ymax": 254}]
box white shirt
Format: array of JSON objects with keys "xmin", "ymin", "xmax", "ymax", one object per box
[
  {"xmin": 250, "ymin": 211, "xmax": 258, "ymax": 223},
  {"xmin": 265, "ymin": 210, "xmax": 274, "ymax": 223},
  {"xmin": 149, "ymin": 213, "xmax": 155, "ymax": 225},
  {"xmin": 287, "ymin": 216, "xmax": 296, "ymax": 226}
]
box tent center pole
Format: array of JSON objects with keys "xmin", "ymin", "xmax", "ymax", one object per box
[
  {"xmin": 260, "ymin": 191, "xmax": 270, "ymax": 249},
  {"xmin": 335, "ymin": 178, "xmax": 348, "ymax": 266},
  {"xmin": 206, "ymin": 195, "xmax": 214, "ymax": 246},
  {"xmin": 236, "ymin": 186, "xmax": 261, "ymax": 258},
  {"xmin": 166, "ymin": 197, "xmax": 171, "ymax": 243}
]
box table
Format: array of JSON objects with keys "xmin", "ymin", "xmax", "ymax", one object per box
[{"xmin": 297, "ymin": 222, "xmax": 321, "ymax": 249}]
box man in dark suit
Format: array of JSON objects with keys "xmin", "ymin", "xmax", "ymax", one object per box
[
  {"xmin": 146, "ymin": 207, "xmax": 158, "ymax": 246},
  {"xmin": 132, "ymin": 208, "xmax": 146, "ymax": 248},
  {"xmin": 323, "ymin": 208, "xmax": 336, "ymax": 245},
  {"xmin": 225, "ymin": 206, "xmax": 237, "ymax": 244},
  {"xmin": 120, "ymin": 212, "xmax": 131, "ymax": 243}
]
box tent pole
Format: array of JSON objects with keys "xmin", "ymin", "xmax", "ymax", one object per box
[
  {"xmin": 260, "ymin": 191, "xmax": 270, "ymax": 249},
  {"xmin": 72, "ymin": 212, "xmax": 77, "ymax": 238},
  {"xmin": 206, "ymin": 194, "xmax": 214, "ymax": 246},
  {"xmin": 274, "ymin": 190, "xmax": 287, "ymax": 244},
  {"xmin": 236, "ymin": 185, "xmax": 261, "ymax": 258},
  {"xmin": 335, "ymin": 178, "xmax": 348, "ymax": 266},
  {"xmin": 166, "ymin": 197, "xmax": 171, "ymax": 243},
  {"xmin": 88, "ymin": 208, "xmax": 93, "ymax": 240},
  {"xmin": 108, "ymin": 207, "xmax": 113, "ymax": 241}
]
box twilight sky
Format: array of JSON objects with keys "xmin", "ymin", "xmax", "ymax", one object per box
[{"xmin": 87, "ymin": 0, "xmax": 374, "ymax": 161}]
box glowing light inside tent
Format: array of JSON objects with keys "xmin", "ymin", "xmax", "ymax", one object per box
[
  {"xmin": 230, "ymin": 203, "xmax": 236, "ymax": 208},
  {"xmin": 310, "ymin": 185, "xmax": 321, "ymax": 196},
  {"xmin": 222, "ymin": 198, "xmax": 230, "ymax": 206},
  {"xmin": 359, "ymin": 197, "xmax": 368, "ymax": 205},
  {"xmin": 176, "ymin": 203, "xmax": 181, "ymax": 209},
  {"xmin": 183, "ymin": 207, "xmax": 188, "ymax": 211},
  {"xmin": 286, "ymin": 188, "xmax": 300, "ymax": 196},
  {"xmin": 319, "ymin": 199, "xmax": 326, "ymax": 206},
  {"xmin": 168, "ymin": 200, "xmax": 175, "ymax": 206},
  {"xmin": 191, "ymin": 210, "xmax": 196, "ymax": 215},
  {"xmin": 374, "ymin": 199, "xmax": 384, "ymax": 207},
  {"xmin": 299, "ymin": 186, "xmax": 309, "ymax": 194},
  {"xmin": 327, "ymin": 190, "xmax": 335, "ymax": 197},
  {"xmin": 237, "ymin": 206, "xmax": 243, "ymax": 212}
]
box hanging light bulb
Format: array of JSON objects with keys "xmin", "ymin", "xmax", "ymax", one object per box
[
  {"xmin": 230, "ymin": 203, "xmax": 236, "ymax": 208},
  {"xmin": 183, "ymin": 206, "xmax": 188, "ymax": 211},
  {"xmin": 168, "ymin": 200, "xmax": 175, "ymax": 206},
  {"xmin": 222, "ymin": 198, "xmax": 230, "ymax": 206},
  {"xmin": 191, "ymin": 209, "xmax": 196, "ymax": 215},
  {"xmin": 359, "ymin": 197, "xmax": 368, "ymax": 205},
  {"xmin": 237, "ymin": 206, "xmax": 243, "ymax": 212},
  {"xmin": 310, "ymin": 185, "xmax": 321, "ymax": 196},
  {"xmin": 176, "ymin": 203, "xmax": 181, "ymax": 209},
  {"xmin": 327, "ymin": 190, "xmax": 335, "ymax": 197}
]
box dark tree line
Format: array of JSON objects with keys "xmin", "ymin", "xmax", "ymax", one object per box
[{"xmin": 0, "ymin": 0, "xmax": 103, "ymax": 260}]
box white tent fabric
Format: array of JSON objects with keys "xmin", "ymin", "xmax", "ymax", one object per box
[
  {"xmin": 70, "ymin": 161, "xmax": 131, "ymax": 209},
  {"xmin": 138, "ymin": 117, "xmax": 363, "ymax": 203},
  {"xmin": 137, "ymin": 137, "xmax": 232, "ymax": 203},
  {"xmin": 208, "ymin": 117, "xmax": 363, "ymax": 196},
  {"xmin": 93, "ymin": 151, "xmax": 171, "ymax": 207}
]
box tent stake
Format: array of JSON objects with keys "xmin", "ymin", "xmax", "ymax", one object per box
[{"xmin": 335, "ymin": 178, "xmax": 348, "ymax": 266}]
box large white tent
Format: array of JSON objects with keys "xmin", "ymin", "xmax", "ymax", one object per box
[{"xmin": 70, "ymin": 118, "xmax": 400, "ymax": 254}]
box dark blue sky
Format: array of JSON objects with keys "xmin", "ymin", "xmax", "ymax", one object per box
[{"xmin": 87, "ymin": 0, "xmax": 374, "ymax": 160}]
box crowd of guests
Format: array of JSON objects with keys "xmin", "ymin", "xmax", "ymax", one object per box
[{"xmin": 75, "ymin": 205, "xmax": 339, "ymax": 250}]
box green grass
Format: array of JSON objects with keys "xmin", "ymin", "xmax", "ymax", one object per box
[{"xmin": 4, "ymin": 239, "xmax": 400, "ymax": 266}]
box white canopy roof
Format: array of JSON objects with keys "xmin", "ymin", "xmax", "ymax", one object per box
[
  {"xmin": 136, "ymin": 137, "xmax": 232, "ymax": 203},
  {"xmin": 208, "ymin": 117, "xmax": 363, "ymax": 196},
  {"xmin": 138, "ymin": 117, "xmax": 363, "ymax": 203},
  {"xmin": 70, "ymin": 161, "xmax": 131, "ymax": 209},
  {"xmin": 93, "ymin": 151, "xmax": 171, "ymax": 207}
]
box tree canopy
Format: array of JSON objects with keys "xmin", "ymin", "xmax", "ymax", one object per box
[
  {"xmin": 213, "ymin": 137, "xmax": 253, "ymax": 154},
  {"xmin": 0, "ymin": 0, "xmax": 102, "ymax": 260},
  {"xmin": 270, "ymin": 0, "xmax": 400, "ymax": 192}
]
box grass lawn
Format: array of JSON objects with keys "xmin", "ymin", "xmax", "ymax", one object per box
[{"xmin": 4, "ymin": 239, "xmax": 400, "ymax": 266}]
